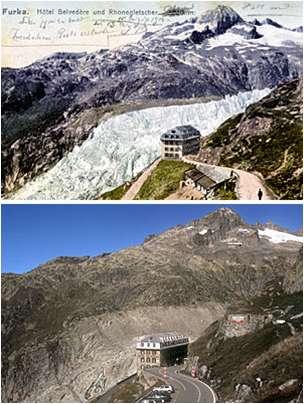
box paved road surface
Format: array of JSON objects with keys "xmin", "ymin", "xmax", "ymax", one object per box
[{"xmin": 145, "ymin": 366, "xmax": 216, "ymax": 403}]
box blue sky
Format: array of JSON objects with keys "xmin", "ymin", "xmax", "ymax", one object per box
[{"xmin": 2, "ymin": 204, "xmax": 302, "ymax": 274}]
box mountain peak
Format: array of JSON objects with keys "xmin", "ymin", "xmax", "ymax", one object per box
[
  {"xmin": 262, "ymin": 18, "xmax": 283, "ymax": 28},
  {"xmin": 198, "ymin": 5, "xmax": 243, "ymax": 34},
  {"xmin": 199, "ymin": 207, "xmax": 244, "ymax": 230},
  {"xmin": 217, "ymin": 207, "xmax": 238, "ymax": 215}
]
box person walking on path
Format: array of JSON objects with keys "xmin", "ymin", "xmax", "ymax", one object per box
[{"xmin": 258, "ymin": 188, "xmax": 263, "ymax": 200}]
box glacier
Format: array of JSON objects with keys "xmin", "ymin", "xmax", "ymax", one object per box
[
  {"xmin": 258, "ymin": 229, "xmax": 303, "ymax": 244},
  {"xmin": 12, "ymin": 88, "xmax": 270, "ymax": 200}
]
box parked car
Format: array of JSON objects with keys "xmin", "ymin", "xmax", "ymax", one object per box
[
  {"xmin": 152, "ymin": 389, "xmax": 171, "ymax": 397},
  {"xmin": 147, "ymin": 392, "xmax": 171, "ymax": 402},
  {"xmin": 140, "ymin": 400, "xmax": 157, "ymax": 403},
  {"xmin": 151, "ymin": 390, "xmax": 171, "ymax": 398},
  {"xmin": 153, "ymin": 385, "xmax": 175, "ymax": 394}
]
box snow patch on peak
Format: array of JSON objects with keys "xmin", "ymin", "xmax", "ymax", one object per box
[
  {"xmin": 258, "ymin": 228, "xmax": 303, "ymax": 244},
  {"xmin": 205, "ymin": 23, "xmax": 302, "ymax": 50},
  {"xmin": 218, "ymin": 207, "xmax": 235, "ymax": 214}
]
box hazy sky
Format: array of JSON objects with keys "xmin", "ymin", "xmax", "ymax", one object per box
[
  {"xmin": 2, "ymin": 204, "xmax": 302, "ymax": 274},
  {"xmin": 2, "ymin": 1, "xmax": 303, "ymax": 67}
]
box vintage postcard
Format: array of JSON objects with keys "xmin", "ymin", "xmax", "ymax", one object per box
[{"xmin": 1, "ymin": 1, "xmax": 303, "ymax": 200}]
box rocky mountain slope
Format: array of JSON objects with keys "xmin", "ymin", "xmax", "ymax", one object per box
[
  {"xmin": 188, "ymin": 289, "xmax": 303, "ymax": 402},
  {"xmin": 2, "ymin": 208, "xmax": 302, "ymax": 402},
  {"xmin": 196, "ymin": 78, "xmax": 303, "ymax": 199},
  {"xmin": 2, "ymin": 5, "xmax": 302, "ymax": 195}
]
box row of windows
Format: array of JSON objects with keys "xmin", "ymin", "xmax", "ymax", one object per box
[
  {"xmin": 140, "ymin": 342, "xmax": 156, "ymax": 347},
  {"xmin": 164, "ymin": 145, "xmax": 199, "ymax": 151},
  {"xmin": 160, "ymin": 338, "xmax": 189, "ymax": 346},
  {"xmin": 140, "ymin": 350, "xmax": 157, "ymax": 355},
  {"xmin": 141, "ymin": 357, "xmax": 157, "ymax": 363},
  {"xmin": 164, "ymin": 153, "xmax": 180, "ymax": 158},
  {"xmin": 164, "ymin": 147, "xmax": 181, "ymax": 152}
]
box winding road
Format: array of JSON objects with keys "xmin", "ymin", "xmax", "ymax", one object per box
[
  {"xmin": 182, "ymin": 157, "xmax": 274, "ymax": 200},
  {"xmin": 121, "ymin": 156, "xmax": 275, "ymax": 201},
  {"xmin": 144, "ymin": 366, "xmax": 216, "ymax": 403}
]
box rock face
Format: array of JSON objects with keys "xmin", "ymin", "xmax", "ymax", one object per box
[
  {"xmin": 189, "ymin": 290, "xmax": 303, "ymax": 402},
  {"xmin": 1, "ymin": 5, "xmax": 302, "ymax": 195},
  {"xmin": 245, "ymin": 26, "xmax": 263, "ymax": 40},
  {"xmin": 1, "ymin": 208, "xmax": 303, "ymax": 402},
  {"xmin": 284, "ymin": 246, "xmax": 303, "ymax": 293},
  {"xmin": 220, "ymin": 313, "xmax": 273, "ymax": 338},
  {"xmin": 197, "ymin": 78, "xmax": 303, "ymax": 199}
]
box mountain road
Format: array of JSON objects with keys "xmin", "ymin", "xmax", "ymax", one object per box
[
  {"xmin": 144, "ymin": 366, "xmax": 216, "ymax": 403},
  {"xmin": 182, "ymin": 157, "xmax": 274, "ymax": 200}
]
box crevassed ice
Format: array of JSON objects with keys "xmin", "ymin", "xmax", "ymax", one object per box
[{"xmin": 12, "ymin": 88, "xmax": 270, "ymax": 200}]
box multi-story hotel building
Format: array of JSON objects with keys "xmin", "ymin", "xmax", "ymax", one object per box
[
  {"xmin": 136, "ymin": 332, "xmax": 189, "ymax": 369},
  {"xmin": 160, "ymin": 125, "xmax": 201, "ymax": 160}
]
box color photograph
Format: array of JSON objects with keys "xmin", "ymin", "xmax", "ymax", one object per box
[{"xmin": 1, "ymin": 204, "xmax": 303, "ymax": 402}]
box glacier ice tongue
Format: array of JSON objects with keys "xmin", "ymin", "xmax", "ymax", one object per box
[{"xmin": 12, "ymin": 88, "xmax": 270, "ymax": 200}]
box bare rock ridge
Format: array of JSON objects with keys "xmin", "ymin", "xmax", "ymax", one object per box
[
  {"xmin": 1, "ymin": 208, "xmax": 303, "ymax": 402},
  {"xmin": 2, "ymin": 5, "xmax": 302, "ymax": 195}
]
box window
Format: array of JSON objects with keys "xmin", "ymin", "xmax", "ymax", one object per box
[
  {"xmin": 152, "ymin": 351, "xmax": 156, "ymax": 356},
  {"xmin": 152, "ymin": 358, "xmax": 156, "ymax": 363},
  {"xmin": 141, "ymin": 342, "xmax": 144, "ymax": 347},
  {"xmin": 153, "ymin": 342, "xmax": 155, "ymax": 347},
  {"xmin": 141, "ymin": 358, "xmax": 145, "ymax": 362},
  {"xmin": 147, "ymin": 342, "xmax": 150, "ymax": 347},
  {"xmin": 141, "ymin": 350, "xmax": 144, "ymax": 355},
  {"xmin": 147, "ymin": 358, "xmax": 151, "ymax": 363}
]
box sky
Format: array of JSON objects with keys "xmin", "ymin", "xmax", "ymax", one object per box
[
  {"xmin": 1, "ymin": 203, "xmax": 302, "ymax": 274},
  {"xmin": 2, "ymin": 1, "xmax": 302, "ymax": 67}
]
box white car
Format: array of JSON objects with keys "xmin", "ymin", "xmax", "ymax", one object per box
[{"xmin": 153, "ymin": 385, "xmax": 175, "ymax": 393}]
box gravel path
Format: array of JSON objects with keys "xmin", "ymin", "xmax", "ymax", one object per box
[
  {"xmin": 182, "ymin": 157, "xmax": 275, "ymax": 200},
  {"xmin": 234, "ymin": 168, "xmax": 273, "ymax": 200},
  {"xmin": 122, "ymin": 158, "xmax": 161, "ymax": 200}
]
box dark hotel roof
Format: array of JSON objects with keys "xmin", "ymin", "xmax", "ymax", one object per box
[{"xmin": 160, "ymin": 125, "xmax": 201, "ymax": 141}]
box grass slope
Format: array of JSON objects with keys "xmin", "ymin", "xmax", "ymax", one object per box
[
  {"xmin": 135, "ymin": 160, "xmax": 193, "ymax": 200},
  {"xmin": 99, "ymin": 183, "xmax": 132, "ymax": 200}
]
